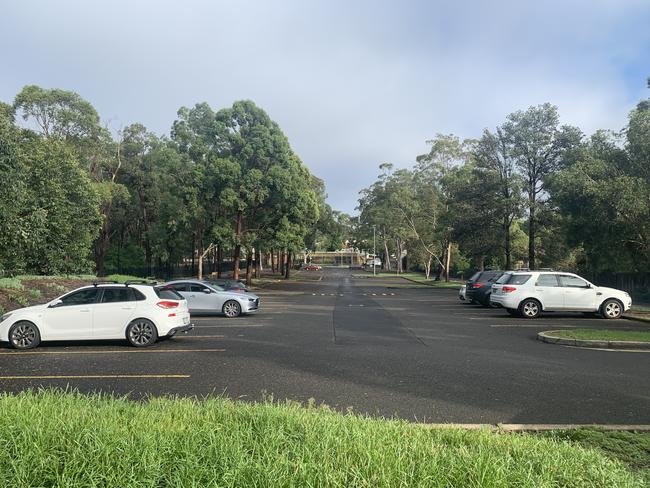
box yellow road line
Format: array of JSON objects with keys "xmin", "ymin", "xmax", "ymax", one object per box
[
  {"xmin": 0, "ymin": 374, "xmax": 190, "ymax": 380},
  {"xmin": 0, "ymin": 348, "xmax": 225, "ymax": 356}
]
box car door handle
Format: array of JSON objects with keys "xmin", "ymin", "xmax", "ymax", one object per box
[
  {"xmin": 79, "ymin": 309, "xmax": 91, "ymax": 313},
  {"xmin": 121, "ymin": 307, "xmax": 135, "ymax": 310}
]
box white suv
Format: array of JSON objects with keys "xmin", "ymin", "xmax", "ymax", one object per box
[
  {"xmin": 0, "ymin": 282, "xmax": 192, "ymax": 349},
  {"xmin": 490, "ymin": 271, "xmax": 632, "ymax": 319}
]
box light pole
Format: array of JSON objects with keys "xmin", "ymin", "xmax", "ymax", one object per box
[{"xmin": 373, "ymin": 225, "xmax": 376, "ymax": 276}]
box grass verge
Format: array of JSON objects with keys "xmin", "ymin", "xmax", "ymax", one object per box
[
  {"xmin": 0, "ymin": 391, "xmax": 645, "ymax": 487},
  {"xmin": 546, "ymin": 329, "xmax": 650, "ymax": 342},
  {"xmin": 353, "ymin": 271, "xmax": 462, "ymax": 289},
  {"xmin": 541, "ymin": 430, "xmax": 650, "ymax": 484}
]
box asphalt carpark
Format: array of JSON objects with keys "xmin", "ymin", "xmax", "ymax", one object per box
[{"xmin": 1, "ymin": 268, "xmax": 649, "ymax": 425}]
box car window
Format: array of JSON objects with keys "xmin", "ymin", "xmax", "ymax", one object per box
[
  {"xmin": 100, "ymin": 287, "xmax": 135, "ymax": 303},
  {"xmin": 189, "ymin": 284, "xmax": 209, "ymax": 292},
  {"xmin": 559, "ymin": 275, "xmax": 589, "ymax": 288},
  {"xmin": 154, "ymin": 286, "xmax": 184, "ymax": 300},
  {"xmin": 506, "ymin": 274, "xmax": 531, "ymax": 285},
  {"xmin": 170, "ymin": 283, "xmax": 188, "ymax": 292},
  {"xmin": 495, "ymin": 273, "xmax": 511, "ymax": 284},
  {"xmin": 535, "ymin": 274, "xmax": 559, "ymax": 287},
  {"xmin": 59, "ymin": 288, "xmax": 99, "ymax": 306},
  {"xmin": 133, "ymin": 289, "xmax": 146, "ymax": 301},
  {"xmin": 468, "ymin": 272, "xmax": 480, "ymax": 282},
  {"xmin": 484, "ymin": 272, "xmax": 502, "ymax": 282}
]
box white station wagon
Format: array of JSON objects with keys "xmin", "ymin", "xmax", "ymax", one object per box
[
  {"xmin": 490, "ymin": 271, "xmax": 632, "ymax": 319},
  {"xmin": 0, "ymin": 282, "xmax": 193, "ymax": 349}
]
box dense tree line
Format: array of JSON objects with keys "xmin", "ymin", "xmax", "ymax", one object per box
[
  {"xmin": 0, "ymin": 86, "xmax": 327, "ymax": 285},
  {"xmin": 357, "ymin": 79, "xmax": 650, "ymax": 281}
]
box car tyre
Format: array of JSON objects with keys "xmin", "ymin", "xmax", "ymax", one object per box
[
  {"xmin": 481, "ymin": 293, "xmax": 492, "ymax": 307},
  {"xmin": 519, "ymin": 299, "xmax": 541, "ymax": 319},
  {"xmin": 223, "ymin": 300, "xmax": 242, "ymax": 318},
  {"xmin": 601, "ymin": 299, "xmax": 623, "ymax": 320},
  {"xmin": 9, "ymin": 321, "xmax": 41, "ymax": 350},
  {"xmin": 126, "ymin": 318, "xmax": 158, "ymax": 347}
]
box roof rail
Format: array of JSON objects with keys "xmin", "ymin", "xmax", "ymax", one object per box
[
  {"xmin": 537, "ymin": 268, "xmax": 554, "ymax": 271},
  {"xmin": 92, "ymin": 280, "xmax": 119, "ymax": 287},
  {"xmin": 124, "ymin": 279, "xmax": 157, "ymax": 286}
]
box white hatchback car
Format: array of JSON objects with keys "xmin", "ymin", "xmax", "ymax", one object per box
[
  {"xmin": 0, "ymin": 282, "xmax": 192, "ymax": 349},
  {"xmin": 490, "ymin": 271, "xmax": 632, "ymax": 319}
]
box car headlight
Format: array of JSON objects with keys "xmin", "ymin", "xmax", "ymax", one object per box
[{"xmin": 1, "ymin": 312, "xmax": 12, "ymax": 323}]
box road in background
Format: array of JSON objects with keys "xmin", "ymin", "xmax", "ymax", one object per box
[{"xmin": 1, "ymin": 268, "xmax": 648, "ymax": 424}]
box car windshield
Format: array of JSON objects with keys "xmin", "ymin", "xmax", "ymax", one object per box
[
  {"xmin": 154, "ymin": 286, "xmax": 184, "ymax": 300},
  {"xmin": 495, "ymin": 273, "xmax": 511, "ymax": 284},
  {"xmin": 204, "ymin": 281, "xmax": 225, "ymax": 291},
  {"xmin": 507, "ymin": 274, "xmax": 532, "ymax": 285},
  {"xmin": 468, "ymin": 272, "xmax": 480, "ymax": 282}
]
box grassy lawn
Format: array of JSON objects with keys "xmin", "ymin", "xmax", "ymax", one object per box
[
  {"xmin": 542, "ymin": 430, "xmax": 650, "ymax": 485},
  {"xmin": 0, "ymin": 392, "xmax": 645, "ymax": 487},
  {"xmin": 545, "ymin": 329, "xmax": 650, "ymax": 342},
  {"xmin": 353, "ymin": 271, "xmax": 462, "ymax": 289}
]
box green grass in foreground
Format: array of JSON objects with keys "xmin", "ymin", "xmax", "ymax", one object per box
[
  {"xmin": 542, "ymin": 430, "xmax": 650, "ymax": 484},
  {"xmin": 0, "ymin": 391, "xmax": 645, "ymax": 487},
  {"xmin": 547, "ymin": 329, "xmax": 650, "ymax": 342}
]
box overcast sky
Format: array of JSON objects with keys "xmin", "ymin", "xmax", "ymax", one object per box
[{"xmin": 2, "ymin": 0, "xmax": 649, "ymax": 214}]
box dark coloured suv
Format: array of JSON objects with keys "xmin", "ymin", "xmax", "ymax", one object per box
[{"xmin": 465, "ymin": 270, "xmax": 504, "ymax": 306}]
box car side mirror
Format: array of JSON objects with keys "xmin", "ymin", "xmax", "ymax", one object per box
[
  {"xmin": 203, "ymin": 289, "xmax": 212, "ymax": 294},
  {"xmin": 49, "ymin": 299, "xmax": 63, "ymax": 308}
]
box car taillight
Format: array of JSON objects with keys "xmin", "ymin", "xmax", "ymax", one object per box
[
  {"xmin": 474, "ymin": 283, "xmax": 484, "ymax": 289},
  {"xmin": 157, "ymin": 301, "xmax": 179, "ymax": 309},
  {"xmin": 502, "ymin": 286, "xmax": 517, "ymax": 293}
]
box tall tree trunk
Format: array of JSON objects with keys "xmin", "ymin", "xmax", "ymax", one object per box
[
  {"xmin": 197, "ymin": 239, "xmax": 204, "ymax": 280},
  {"xmin": 245, "ymin": 249, "xmax": 253, "ymax": 287},
  {"xmin": 383, "ymin": 238, "xmax": 391, "ymax": 271},
  {"xmin": 528, "ymin": 183, "xmax": 536, "ymax": 269},
  {"xmin": 94, "ymin": 229, "xmax": 109, "ymax": 277},
  {"xmin": 255, "ymin": 248, "xmax": 261, "ymax": 278},
  {"xmin": 233, "ymin": 212, "xmax": 243, "ymax": 280},
  {"xmin": 216, "ymin": 245, "xmax": 222, "ymax": 278},
  {"xmin": 285, "ymin": 251, "xmax": 291, "ymax": 279},
  {"xmin": 424, "ymin": 256, "xmax": 432, "ymax": 279},
  {"xmin": 396, "ymin": 240, "xmax": 403, "ymax": 274},
  {"xmin": 271, "ymin": 250, "xmax": 276, "ymax": 273},
  {"xmin": 190, "ymin": 234, "xmax": 195, "ymax": 277},
  {"xmin": 280, "ymin": 251, "xmax": 285, "ymax": 275},
  {"xmin": 444, "ymin": 242, "xmax": 452, "ymax": 282},
  {"xmin": 504, "ymin": 215, "xmax": 512, "ymax": 270}
]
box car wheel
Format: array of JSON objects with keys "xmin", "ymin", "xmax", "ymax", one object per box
[
  {"xmin": 223, "ymin": 300, "xmax": 242, "ymax": 318},
  {"xmin": 519, "ymin": 299, "xmax": 541, "ymax": 319},
  {"xmin": 601, "ymin": 299, "xmax": 623, "ymax": 319},
  {"xmin": 506, "ymin": 308, "xmax": 520, "ymax": 317},
  {"xmin": 126, "ymin": 319, "xmax": 158, "ymax": 347},
  {"xmin": 9, "ymin": 321, "xmax": 41, "ymax": 349},
  {"xmin": 481, "ymin": 294, "xmax": 492, "ymax": 307}
]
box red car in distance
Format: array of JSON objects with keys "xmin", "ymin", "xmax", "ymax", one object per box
[{"xmin": 303, "ymin": 264, "xmax": 322, "ymax": 271}]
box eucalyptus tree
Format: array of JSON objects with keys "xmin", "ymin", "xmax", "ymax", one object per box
[
  {"xmin": 473, "ymin": 128, "xmax": 523, "ymax": 269},
  {"xmin": 503, "ymin": 104, "xmax": 581, "ymax": 269}
]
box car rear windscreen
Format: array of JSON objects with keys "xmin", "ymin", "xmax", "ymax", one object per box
[
  {"xmin": 506, "ymin": 274, "xmax": 531, "ymax": 285},
  {"xmin": 468, "ymin": 272, "xmax": 480, "ymax": 281},
  {"xmin": 496, "ymin": 273, "xmax": 511, "ymax": 284},
  {"xmin": 154, "ymin": 286, "xmax": 184, "ymax": 300}
]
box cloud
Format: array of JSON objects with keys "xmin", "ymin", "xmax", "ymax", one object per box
[{"xmin": 1, "ymin": 0, "xmax": 649, "ymax": 213}]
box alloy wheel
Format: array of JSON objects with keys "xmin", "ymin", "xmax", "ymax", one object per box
[
  {"xmin": 128, "ymin": 320, "xmax": 155, "ymax": 346},
  {"xmin": 522, "ymin": 300, "xmax": 540, "ymax": 318},
  {"xmin": 10, "ymin": 322, "xmax": 38, "ymax": 349},
  {"xmin": 223, "ymin": 301, "xmax": 241, "ymax": 318},
  {"xmin": 604, "ymin": 301, "xmax": 622, "ymax": 319}
]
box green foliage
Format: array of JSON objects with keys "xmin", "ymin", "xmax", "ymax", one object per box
[
  {"xmin": 0, "ymin": 277, "xmax": 24, "ymax": 290},
  {"xmin": 0, "ymin": 391, "xmax": 644, "ymax": 487}
]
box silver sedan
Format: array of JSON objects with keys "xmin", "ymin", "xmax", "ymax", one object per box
[{"xmin": 162, "ymin": 280, "xmax": 260, "ymax": 317}]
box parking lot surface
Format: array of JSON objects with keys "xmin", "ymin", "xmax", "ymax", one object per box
[{"xmin": 1, "ymin": 268, "xmax": 649, "ymax": 424}]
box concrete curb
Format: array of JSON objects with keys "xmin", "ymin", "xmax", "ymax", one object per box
[
  {"xmin": 418, "ymin": 423, "xmax": 650, "ymax": 432},
  {"xmin": 623, "ymin": 313, "xmax": 650, "ymax": 324},
  {"xmin": 538, "ymin": 330, "xmax": 650, "ymax": 350}
]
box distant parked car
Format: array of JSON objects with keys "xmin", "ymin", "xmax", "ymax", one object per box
[
  {"xmin": 303, "ymin": 264, "xmax": 322, "ymax": 271},
  {"xmin": 465, "ymin": 270, "xmax": 503, "ymax": 305},
  {"xmin": 459, "ymin": 284, "xmax": 466, "ymax": 301},
  {"xmin": 490, "ymin": 271, "xmax": 632, "ymax": 319},
  {"xmin": 0, "ymin": 282, "xmax": 192, "ymax": 349},
  {"xmin": 163, "ymin": 280, "xmax": 259, "ymax": 317}
]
